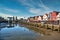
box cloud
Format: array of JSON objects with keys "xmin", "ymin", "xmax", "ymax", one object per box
[
  {"xmin": 4, "ymin": 8, "xmax": 20, "ymax": 13},
  {"xmin": 0, "ymin": 12, "xmax": 13, "ymax": 19},
  {"xmin": 19, "ymin": 0, "xmax": 50, "ymax": 9},
  {"xmin": 29, "ymin": 8, "xmax": 41, "ymax": 14},
  {"xmin": 0, "ymin": 12, "xmax": 27, "ymax": 19},
  {"xmin": 38, "ymin": 0, "xmax": 50, "ymax": 10},
  {"xmin": 0, "ymin": 13, "xmax": 13, "ymax": 17},
  {"xmin": 19, "ymin": 0, "xmax": 53, "ymax": 14},
  {"xmin": 29, "ymin": 8, "xmax": 53, "ymax": 15},
  {"xmin": 0, "ymin": 4, "xmax": 20, "ymax": 13},
  {"xmin": 18, "ymin": 0, "xmax": 35, "ymax": 8}
]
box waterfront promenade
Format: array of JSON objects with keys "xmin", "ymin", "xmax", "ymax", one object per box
[{"xmin": 19, "ymin": 21, "xmax": 60, "ymax": 40}]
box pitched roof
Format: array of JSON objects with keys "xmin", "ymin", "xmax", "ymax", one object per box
[{"xmin": 45, "ymin": 14, "xmax": 48, "ymax": 16}]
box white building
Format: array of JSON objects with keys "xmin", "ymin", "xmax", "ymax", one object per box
[
  {"xmin": 56, "ymin": 13, "xmax": 60, "ymax": 20},
  {"xmin": 43, "ymin": 14, "xmax": 48, "ymax": 21},
  {"xmin": 38, "ymin": 16, "xmax": 43, "ymax": 21}
]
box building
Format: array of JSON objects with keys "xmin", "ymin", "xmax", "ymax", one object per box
[
  {"xmin": 50, "ymin": 11, "xmax": 58, "ymax": 21},
  {"xmin": 34, "ymin": 16, "xmax": 39, "ymax": 21},
  {"xmin": 43, "ymin": 14, "xmax": 48, "ymax": 21},
  {"xmin": 34, "ymin": 16, "xmax": 43, "ymax": 22},
  {"xmin": 56, "ymin": 13, "xmax": 60, "ymax": 20},
  {"xmin": 27, "ymin": 11, "xmax": 60, "ymax": 22},
  {"xmin": 27, "ymin": 17, "xmax": 35, "ymax": 22},
  {"xmin": 38, "ymin": 15, "xmax": 43, "ymax": 21}
]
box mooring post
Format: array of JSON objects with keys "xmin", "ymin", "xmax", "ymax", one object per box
[
  {"xmin": 52, "ymin": 24, "xmax": 54, "ymax": 31},
  {"xmin": 46, "ymin": 21, "xmax": 48, "ymax": 29},
  {"xmin": 58, "ymin": 20, "xmax": 60, "ymax": 32}
]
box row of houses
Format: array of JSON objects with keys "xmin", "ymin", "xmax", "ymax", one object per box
[{"xmin": 27, "ymin": 11, "xmax": 60, "ymax": 22}]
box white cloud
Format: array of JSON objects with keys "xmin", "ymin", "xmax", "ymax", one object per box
[
  {"xmin": 38, "ymin": 0, "xmax": 50, "ymax": 10},
  {"xmin": 0, "ymin": 12, "xmax": 13, "ymax": 19},
  {"xmin": 19, "ymin": 0, "xmax": 50, "ymax": 9},
  {"xmin": 19, "ymin": 0, "xmax": 35, "ymax": 8},
  {"xmin": 0, "ymin": 5, "xmax": 20, "ymax": 13},
  {"xmin": 4, "ymin": 8, "xmax": 20, "ymax": 13},
  {"xmin": 0, "ymin": 12, "xmax": 28, "ymax": 19},
  {"xmin": 19, "ymin": 0, "xmax": 53, "ymax": 14},
  {"xmin": 29, "ymin": 8, "xmax": 41, "ymax": 14},
  {"xmin": 0, "ymin": 13, "xmax": 13, "ymax": 17}
]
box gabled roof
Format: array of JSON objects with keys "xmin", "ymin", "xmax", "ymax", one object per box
[
  {"xmin": 50, "ymin": 11, "xmax": 59, "ymax": 15},
  {"xmin": 45, "ymin": 14, "xmax": 48, "ymax": 16}
]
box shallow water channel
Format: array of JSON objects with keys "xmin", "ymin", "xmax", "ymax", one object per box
[{"xmin": 0, "ymin": 23, "xmax": 42, "ymax": 40}]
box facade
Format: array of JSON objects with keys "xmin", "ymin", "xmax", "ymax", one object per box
[
  {"xmin": 28, "ymin": 16, "xmax": 43, "ymax": 22},
  {"xmin": 27, "ymin": 17, "xmax": 35, "ymax": 22},
  {"xmin": 50, "ymin": 11, "xmax": 58, "ymax": 21},
  {"xmin": 56, "ymin": 13, "xmax": 60, "ymax": 20},
  {"xmin": 38, "ymin": 16, "xmax": 43, "ymax": 21},
  {"xmin": 27, "ymin": 11, "xmax": 60, "ymax": 22},
  {"xmin": 34, "ymin": 16, "xmax": 39, "ymax": 21},
  {"xmin": 43, "ymin": 14, "xmax": 48, "ymax": 21}
]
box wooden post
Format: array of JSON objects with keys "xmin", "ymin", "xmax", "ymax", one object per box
[
  {"xmin": 58, "ymin": 13, "xmax": 60, "ymax": 32},
  {"xmin": 58, "ymin": 20, "xmax": 60, "ymax": 32},
  {"xmin": 47, "ymin": 21, "xmax": 48, "ymax": 29},
  {"xmin": 52, "ymin": 24, "xmax": 54, "ymax": 31}
]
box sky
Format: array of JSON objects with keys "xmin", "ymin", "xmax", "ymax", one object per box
[{"xmin": 0, "ymin": 0, "xmax": 60, "ymax": 19}]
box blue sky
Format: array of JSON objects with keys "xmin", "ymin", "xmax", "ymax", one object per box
[{"xmin": 0, "ymin": 0, "xmax": 60, "ymax": 19}]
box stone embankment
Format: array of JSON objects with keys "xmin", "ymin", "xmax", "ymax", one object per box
[{"xmin": 19, "ymin": 21, "xmax": 60, "ymax": 40}]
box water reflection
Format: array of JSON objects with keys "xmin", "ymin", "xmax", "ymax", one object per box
[
  {"xmin": 0, "ymin": 23, "xmax": 14, "ymax": 31},
  {"xmin": 0, "ymin": 23, "xmax": 41, "ymax": 40}
]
